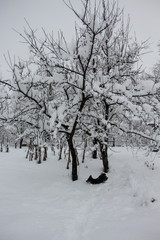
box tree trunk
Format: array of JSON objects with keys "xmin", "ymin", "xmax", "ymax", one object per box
[
  {"xmin": 28, "ymin": 138, "xmax": 34, "ymax": 161},
  {"xmin": 6, "ymin": 143, "xmax": 9, "ymax": 153},
  {"xmin": 66, "ymin": 149, "xmax": 71, "ymax": 169},
  {"xmin": 82, "ymin": 139, "xmax": 87, "ymax": 163},
  {"xmin": 92, "ymin": 149, "xmax": 97, "ymax": 159},
  {"xmin": 113, "ymin": 137, "xmax": 115, "ymax": 147},
  {"xmin": 1, "ymin": 142, "xmax": 3, "ymax": 152},
  {"xmin": 37, "ymin": 147, "xmax": 42, "ymax": 164},
  {"xmin": 26, "ymin": 149, "xmax": 29, "ymax": 159},
  {"xmin": 51, "ymin": 144, "xmax": 55, "ymax": 155},
  {"xmin": 29, "ymin": 151, "xmax": 34, "ymax": 161},
  {"xmin": 34, "ymin": 146, "xmax": 38, "ymax": 160},
  {"xmin": 19, "ymin": 138, "xmax": 23, "ymax": 148},
  {"xmin": 43, "ymin": 146, "xmax": 47, "ymax": 161},
  {"xmin": 92, "ymin": 138, "xmax": 98, "ymax": 159},
  {"xmin": 99, "ymin": 143, "xmax": 109, "ymax": 173},
  {"xmin": 68, "ymin": 138, "xmax": 78, "ymax": 181},
  {"xmin": 59, "ymin": 142, "xmax": 63, "ymax": 160}
]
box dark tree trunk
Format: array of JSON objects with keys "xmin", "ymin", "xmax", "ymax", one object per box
[
  {"xmin": 92, "ymin": 138, "xmax": 98, "ymax": 159},
  {"xmin": 29, "ymin": 151, "xmax": 34, "ymax": 161},
  {"xmin": 19, "ymin": 138, "xmax": 23, "ymax": 149},
  {"xmin": 64, "ymin": 93, "xmax": 89, "ymax": 180},
  {"xmin": 26, "ymin": 149, "xmax": 29, "ymax": 159},
  {"xmin": 1, "ymin": 142, "xmax": 3, "ymax": 152},
  {"xmin": 65, "ymin": 93, "xmax": 89, "ymax": 181},
  {"xmin": 98, "ymin": 99, "xmax": 110, "ymax": 172},
  {"xmin": 1, "ymin": 136, "xmax": 4, "ymax": 152},
  {"xmin": 92, "ymin": 149, "xmax": 97, "ymax": 159},
  {"xmin": 28, "ymin": 138, "xmax": 34, "ymax": 161},
  {"xmin": 6, "ymin": 143, "xmax": 9, "ymax": 153},
  {"xmin": 99, "ymin": 143, "xmax": 109, "ymax": 173},
  {"xmin": 113, "ymin": 137, "xmax": 115, "ymax": 147},
  {"xmin": 68, "ymin": 138, "xmax": 78, "ymax": 181},
  {"xmin": 59, "ymin": 142, "xmax": 63, "ymax": 160},
  {"xmin": 82, "ymin": 139, "xmax": 87, "ymax": 163},
  {"xmin": 43, "ymin": 146, "xmax": 47, "ymax": 161},
  {"xmin": 37, "ymin": 147, "xmax": 42, "ymax": 164},
  {"xmin": 34, "ymin": 146, "xmax": 38, "ymax": 160}
]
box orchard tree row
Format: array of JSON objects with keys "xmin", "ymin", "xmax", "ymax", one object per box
[{"xmin": 0, "ymin": 0, "xmax": 160, "ymax": 180}]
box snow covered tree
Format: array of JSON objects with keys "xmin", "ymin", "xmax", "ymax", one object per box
[
  {"xmin": 0, "ymin": 0, "xmax": 159, "ymax": 180},
  {"xmin": 61, "ymin": 0, "xmax": 154, "ymax": 173},
  {"xmin": 141, "ymin": 62, "xmax": 160, "ymax": 148}
]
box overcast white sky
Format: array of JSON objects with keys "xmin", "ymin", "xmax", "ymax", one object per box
[{"xmin": 1, "ymin": 0, "xmax": 160, "ymax": 78}]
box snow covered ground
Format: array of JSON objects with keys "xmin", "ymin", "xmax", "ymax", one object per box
[{"xmin": 0, "ymin": 147, "xmax": 160, "ymax": 240}]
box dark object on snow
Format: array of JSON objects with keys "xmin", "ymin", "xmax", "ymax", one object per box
[
  {"xmin": 86, "ymin": 173, "xmax": 108, "ymax": 184},
  {"xmin": 152, "ymin": 148, "xmax": 159, "ymax": 152}
]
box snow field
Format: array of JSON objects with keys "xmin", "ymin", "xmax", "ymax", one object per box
[{"xmin": 0, "ymin": 147, "xmax": 160, "ymax": 240}]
